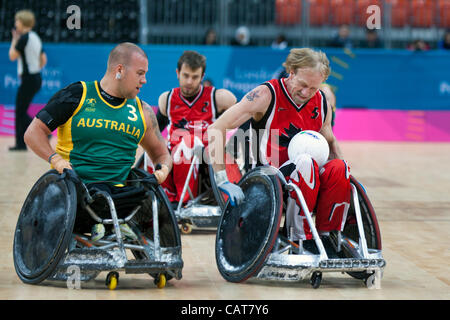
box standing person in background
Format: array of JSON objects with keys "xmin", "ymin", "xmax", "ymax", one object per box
[{"xmin": 8, "ymin": 10, "xmax": 47, "ymax": 151}]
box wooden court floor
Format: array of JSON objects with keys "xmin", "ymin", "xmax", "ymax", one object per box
[{"xmin": 0, "ymin": 136, "xmax": 448, "ymax": 300}]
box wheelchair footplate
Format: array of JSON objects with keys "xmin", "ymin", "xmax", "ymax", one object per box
[
  {"xmin": 176, "ymin": 203, "xmax": 222, "ymax": 233},
  {"xmin": 256, "ymin": 235, "xmax": 386, "ymax": 289}
]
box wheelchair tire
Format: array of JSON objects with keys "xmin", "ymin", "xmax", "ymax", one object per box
[
  {"xmin": 333, "ymin": 175, "xmax": 382, "ymax": 280},
  {"xmin": 215, "ymin": 166, "xmax": 283, "ymax": 283},
  {"xmin": 13, "ymin": 170, "xmax": 77, "ymax": 284}
]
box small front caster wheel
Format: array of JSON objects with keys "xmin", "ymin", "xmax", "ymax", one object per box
[
  {"xmin": 106, "ymin": 271, "xmax": 119, "ymax": 290},
  {"xmin": 310, "ymin": 271, "xmax": 322, "ymax": 289},
  {"xmin": 181, "ymin": 223, "xmax": 193, "ymax": 234},
  {"xmin": 155, "ymin": 273, "xmax": 166, "ymax": 289}
]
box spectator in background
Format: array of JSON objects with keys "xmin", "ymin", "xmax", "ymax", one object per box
[
  {"xmin": 8, "ymin": 10, "xmax": 47, "ymax": 151},
  {"xmin": 437, "ymin": 30, "xmax": 450, "ymax": 50},
  {"xmin": 360, "ymin": 29, "xmax": 382, "ymax": 48},
  {"xmin": 203, "ymin": 78, "xmax": 214, "ymax": 87},
  {"xmin": 329, "ymin": 25, "xmax": 353, "ymax": 49},
  {"xmin": 407, "ymin": 39, "xmax": 430, "ymax": 51},
  {"xmin": 271, "ymin": 34, "xmax": 288, "ymax": 50},
  {"xmin": 204, "ymin": 28, "xmax": 217, "ymax": 45},
  {"xmin": 231, "ymin": 26, "xmax": 254, "ymax": 46}
]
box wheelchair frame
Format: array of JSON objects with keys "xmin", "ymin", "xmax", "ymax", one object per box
[{"xmin": 144, "ymin": 148, "xmax": 228, "ymax": 234}]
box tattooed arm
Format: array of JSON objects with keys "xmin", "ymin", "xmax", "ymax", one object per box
[
  {"xmin": 140, "ymin": 100, "xmax": 172, "ymax": 181},
  {"xmin": 207, "ymin": 85, "xmax": 272, "ymax": 171}
]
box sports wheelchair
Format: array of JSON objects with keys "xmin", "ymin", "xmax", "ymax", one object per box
[
  {"xmin": 138, "ymin": 145, "xmax": 244, "ymax": 235},
  {"xmin": 215, "ymin": 166, "xmax": 386, "ymax": 289},
  {"xmin": 13, "ymin": 168, "xmax": 183, "ymax": 290}
]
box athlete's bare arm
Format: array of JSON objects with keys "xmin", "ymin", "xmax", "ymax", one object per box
[
  {"xmin": 215, "ymin": 88, "xmax": 237, "ymax": 113},
  {"xmin": 319, "ymin": 102, "xmax": 343, "ymax": 160},
  {"xmin": 207, "ymin": 85, "xmax": 271, "ymax": 171},
  {"xmin": 320, "ymin": 84, "xmax": 336, "ymax": 111},
  {"xmin": 140, "ymin": 100, "xmax": 172, "ymax": 173},
  {"xmin": 24, "ymin": 118, "xmax": 72, "ymax": 173},
  {"xmin": 158, "ymin": 91, "xmax": 170, "ymax": 116},
  {"xmin": 24, "ymin": 118, "xmax": 55, "ymax": 162}
]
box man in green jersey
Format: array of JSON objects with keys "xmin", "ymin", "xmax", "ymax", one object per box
[{"xmin": 24, "ymin": 42, "xmax": 172, "ymax": 240}]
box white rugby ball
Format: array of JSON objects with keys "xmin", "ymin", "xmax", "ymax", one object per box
[{"xmin": 287, "ymin": 130, "xmax": 329, "ymax": 167}]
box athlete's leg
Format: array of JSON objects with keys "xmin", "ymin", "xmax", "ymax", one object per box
[
  {"xmin": 315, "ymin": 159, "xmax": 351, "ymax": 234},
  {"xmin": 280, "ymin": 154, "xmax": 320, "ymax": 240}
]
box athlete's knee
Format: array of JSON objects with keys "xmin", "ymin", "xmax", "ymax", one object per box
[
  {"xmin": 293, "ymin": 154, "xmax": 319, "ymax": 183},
  {"xmin": 321, "ymin": 159, "xmax": 350, "ymax": 182}
]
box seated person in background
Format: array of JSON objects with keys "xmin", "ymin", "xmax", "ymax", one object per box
[
  {"xmin": 156, "ymin": 50, "xmax": 236, "ymax": 205},
  {"xmin": 24, "ymin": 42, "xmax": 172, "ymax": 241},
  {"xmin": 319, "ymin": 83, "xmax": 337, "ymax": 128}
]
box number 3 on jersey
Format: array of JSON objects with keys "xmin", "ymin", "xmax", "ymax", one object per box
[{"xmin": 127, "ymin": 104, "xmax": 138, "ymax": 121}]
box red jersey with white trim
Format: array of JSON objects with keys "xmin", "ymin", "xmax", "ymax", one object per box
[
  {"xmin": 166, "ymin": 85, "xmax": 217, "ymax": 149},
  {"xmin": 251, "ymin": 78, "xmax": 328, "ymax": 168}
]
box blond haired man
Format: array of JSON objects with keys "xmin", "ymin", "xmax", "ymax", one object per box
[
  {"xmin": 9, "ymin": 10, "xmax": 47, "ymax": 151},
  {"xmin": 208, "ymin": 48, "xmax": 351, "ymax": 256}
]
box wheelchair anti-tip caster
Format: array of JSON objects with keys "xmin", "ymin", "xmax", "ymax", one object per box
[
  {"xmin": 310, "ymin": 271, "xmax": 322, "ymax": 289},
  {"xmin": 106, "ymin": 271, "xmax": 119, "ymax": 290},
  {"xmin": 364, "ymin": 271, "xmax": 381, "ymax": 289}
]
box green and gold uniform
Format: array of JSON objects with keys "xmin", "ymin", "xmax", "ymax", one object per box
[{"xmin": 55, "ymin": 81, "xmax": 146, "ymax": 185}]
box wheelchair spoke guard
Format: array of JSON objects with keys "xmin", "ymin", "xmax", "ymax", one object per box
[
  {"xmin": 215, "ymin": 167, "xmax": 283, "ymax": 283},
  {"xmin": 13, "ymin": 170, "xmax": 77, "ymax": 284}
]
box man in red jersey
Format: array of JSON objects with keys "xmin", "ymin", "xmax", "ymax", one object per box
[
  {"xmin": 155, "ymin": 50, "xmax": 237, "ymax": 204},
  {"xmin": 207, "ymin": 48, "xmax": 350, "ymax": 256}
]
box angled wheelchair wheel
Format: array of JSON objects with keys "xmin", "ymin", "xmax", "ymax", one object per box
[
  {"xmin": 135, "ymin": 153, "xmax": 145, "ymax": 170},
  {"xmin": 215, "ymin": 166, "xmax": 283, "ymax": 283},
  {"xmin": 333, "ymin": 175, "xmax": 382, "ymax": 280},
  {"xmin": 128, "ymin": 168, "xmax": 182, "ymax": 281},
  {"xmin": 13, "ymin": 170, "xmax": 77, "ymax": 284},
  {"xmin": 129, "ymin": 169, "xmax": 181, "ymax": 249}
]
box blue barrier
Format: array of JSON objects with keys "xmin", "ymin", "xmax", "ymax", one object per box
[{"xmin": 1, "ymin": 43, "xmax": 449, "ymax": 110}]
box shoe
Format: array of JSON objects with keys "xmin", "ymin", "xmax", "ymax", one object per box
[
  {"xmin": 9, "ymin": 145, "xmax": 27, "ymax": 151},
  {"xmin": 91, "ymin": 223, "xmax": 105, "ymax": 241},
  {"xmin": 120, "ymin": 223, "xmax": 138, "ymax": 241}
]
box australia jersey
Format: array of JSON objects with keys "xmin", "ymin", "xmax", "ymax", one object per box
[
  {"xmin": 250, "ymin": 78, "xmax": 328, "ymax": 168},
  {"xmin": 166, "ymin": 85, "xmax": 217, "ymax": 149},
  {"xmin": 55, "ymin": 80, "xmax": 146, "ymax": 185}
]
